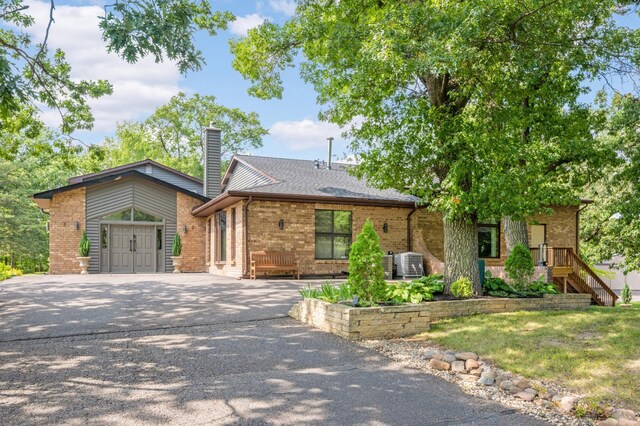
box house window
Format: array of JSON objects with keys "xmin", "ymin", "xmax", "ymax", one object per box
[
  {"xmin": 216, "ymin": 212, "xmax": 227, "ymax": 262},
  {"xmin": 315, "ymin": 210, "xmax": 352, "ymax": 259},
  {"xmin": 156, "ymin": 228, "xmax": 162, "ymax": 250},
  {"xmin": 230, "ymin": 208, "xmax": 236, "ymax": 262},
  {"xmin": 101, "ymin": 226, "xmax": 108, "ymax": 249},
  {"xmin": 478, "ymin": 220, "xmax": 500, "ymax": 258}
]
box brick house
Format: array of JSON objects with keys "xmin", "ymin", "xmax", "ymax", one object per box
[{"xmin": 33, "ymin": 126, "xmax": 594, "ymax": 292}]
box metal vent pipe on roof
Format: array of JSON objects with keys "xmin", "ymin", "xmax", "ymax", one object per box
[{"xmin": 327, "ymin": 137, "xmax": 333, "ymax": 170}]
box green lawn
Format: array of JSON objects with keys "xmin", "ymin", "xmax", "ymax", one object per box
[{"xmin": 417, "ymin": 303, "xmax": 640, "ymax": 410}]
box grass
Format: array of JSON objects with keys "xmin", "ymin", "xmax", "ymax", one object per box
[{"xmin": 416, "ymin": 303, "xmax": 640, "ymax": 410}]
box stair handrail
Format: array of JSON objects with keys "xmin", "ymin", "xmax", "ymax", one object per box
[{"xmin": 568, "ymin": 250, "xmax": 618, "ymax": 307}]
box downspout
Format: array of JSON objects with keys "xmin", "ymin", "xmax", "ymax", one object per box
[
  {"xmin": 407, "ymin": 206, "xmax": 418, "ymax": 252},
  {"xmin": 243, "ymin": 196, "xmax": 253, "ymax": 277},
  {"xmin": 576, "ymin": 203, "xmax": 589, "ymax": 256}
]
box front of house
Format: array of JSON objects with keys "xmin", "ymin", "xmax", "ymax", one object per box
[{"xmin": 33, "ymin": 126, "xmax": 583, "ymax": 280}]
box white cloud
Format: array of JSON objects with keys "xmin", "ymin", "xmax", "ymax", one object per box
[
  {"xmin": 270, "ymin": 119, "xmax": 344, "ymax": 151},
  {"xmin": 269, "ymin": 0, "xmax": 296, "ymax": 16},
  {"xmin": 19, "ymin": 0, "xmax": 181, "ymax": 133},
  {"xmin": 229, "ymin": 13, "xmax": 267, "ymax": 36}
]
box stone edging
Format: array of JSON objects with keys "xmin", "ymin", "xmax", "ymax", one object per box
[{"xmin": 289, "ymin": 294, "xmax": 592, "ymax": 340}]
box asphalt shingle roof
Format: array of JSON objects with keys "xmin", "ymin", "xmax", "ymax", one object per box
[{"xmin": 232, "ymin": 155, "xmax": 418, "ymax": 204}]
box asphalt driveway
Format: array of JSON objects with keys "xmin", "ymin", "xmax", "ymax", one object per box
[{"xmin": 0, "ymin": 274, "xmax": 547, "ymax": 425}]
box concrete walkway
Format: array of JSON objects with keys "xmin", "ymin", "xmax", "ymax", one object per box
[{"xmin": 0, "ymin": 274, "xmax": 548, "ymax": 425}]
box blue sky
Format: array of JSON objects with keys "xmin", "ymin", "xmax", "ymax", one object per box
[
  {"xmin": 25, "ymin": 1, "xmax": 639, "ymax": 163},
  {"xmin": 24, "ymin": 0, "xmax": 349, "ymax": 162}
]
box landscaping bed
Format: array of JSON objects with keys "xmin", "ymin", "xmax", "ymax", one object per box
[
  {"xmin": 414, "ymin": 303, "xmax": 640, "ymax": 412},
  {"xmin": 289, "ymin": 293, "xmax": 592, "ymax": 340}
]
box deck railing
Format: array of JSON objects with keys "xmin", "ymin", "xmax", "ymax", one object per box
[{"xmin": 529, "ymin": 246, "xmax": 618, "ymax": 307}]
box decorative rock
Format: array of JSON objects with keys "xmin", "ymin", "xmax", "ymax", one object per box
[
  {"xmin": 556, "ymin": 396, "xmax": 576, "ymax": 413},
  {"xmin": 432, "ymin": 353, "xmax": 444, "ymax": 361},
  {"xmin": 542, "ymin": 401, "xmax": 556, "ymax": 410},
  {"xmin": 429, "ymin": 359, "xmax": 451, "ymax": 371},
  {"xmin": 552, "ymin": 395, "xmax": 564, "ymax": 403},
  {"xmin": 508, "ymin": 386, "xmax": 521, "ymax": 395},
  {"xmin": 456, "ymin": 352, "xmax": 479, "ymax": 361},
  {"xmin": 495, "ymin": 375, "xmax": 509, "ymax": 386},
  {"xmin": 513, "ymin": 378, "xmax": 530, "ymax": 390},
  {"xmin": 444, "ymin": 349, "xmax": 457, "ymax": 355},
  {"xmin": 481, "ymin": 370, "xmax": 497, "ymax": 380},
  {"xmin": 478, "ymin": 376, "xmax": 495, "ymax": 386},
  {"xmin": 423, "ymin": 350, "xmax": 440, "ymax": 360},
  {"xmin": 598, "ymin": 419, "xmax": 619, "ymax": 426},
  {"xmin": 498, "ymin": 380, "xmax": 513, "ymax": 391},
  {"xmin": 443, "ymin": 354, "xmax": 457, "ymax": 363},
  {"xmin": 469, "ymin": 369, "xmax": 483, "ymax": 377},
  {"xmin": 612, "ymin": 409, "xmax": 638, "ymax": 422},
  {"xmin": 451, "ymin": 361, "xmax": 466, "ymax": 373},
  {"xmin": 618, "ymin": 419, "xmax": 640, "ymax": 426},
  {"xmin": 516, "ymin": 391, "xmax": 536, "ymax": 402},
  {"xmin": 456, "ymin": 373, "xmax": 478, "ymax": 382},
  {"xmin": 524, "ymin": 388, "xmax": 538, "ymax": 396},
  {"xmin": 465, "ymin": 359, "xmax": 479, "ymax": 370}
]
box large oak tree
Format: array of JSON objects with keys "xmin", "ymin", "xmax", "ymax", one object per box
[{"xmin": 231, "ymin": 0, "xmax": 639, "ymax": 292}]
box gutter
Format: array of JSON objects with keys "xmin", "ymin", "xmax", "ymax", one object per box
[{"xmin": 243, "ymin": 196, "xmax": 253, "ymax": 277}]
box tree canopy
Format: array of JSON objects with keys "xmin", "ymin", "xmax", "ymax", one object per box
[
  {"xmin": 231, "ymin": 0, "xmax": 640, "ymax": 288},
  {"xmin": 0, "ymin": 0, "xmax": 233, "ymax": 137}
]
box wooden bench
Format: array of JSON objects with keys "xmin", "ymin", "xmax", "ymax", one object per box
[{"xmin": 250, "ymin": 250, "xmax": 300, "ymax": 280}]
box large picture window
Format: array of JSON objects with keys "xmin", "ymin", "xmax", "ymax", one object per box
[
  {"xmin": 315, "ymin": 210, "xmax": 352, "ymax": 260},
  {"xmin": 478, "ymin": 220, "xmax": 500, "ymax": 258}
]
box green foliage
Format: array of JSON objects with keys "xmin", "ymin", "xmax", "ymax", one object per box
[
  {"xmin": 0, "ymin": 263, "xmax": 22, "ymax": 281},
  {"xmin": 505, "ymin": 243, "xmax": 535, "ymax": 288},
  {"xmin": 387, "ymin": 280, "xmax": 436, "ymax": 304},
  {"xmin": 484, "ymin": 271, "xmax": 557, "ymax": 298},
  {"xmin": 79, "ymin": 231, "xmax": 90, "ymax": 257},
  {"xmin": 483, "ymin": 270, "xmax": 515, "ymax": 293},
  {"xmin": 621, "ymin": 281, "xmax": 632, "ymax": 305},
  {"xmin": 172, "ymin": 233, "xmax": 182, "ymax": 257},
  {"xmin": 450, "ymin": 277, "xmax": 473, "ymax": 299},
  {"xmin": 99, "ymin": 92, "xmax": 268, "ymax": 178},
  {"xmin": 0, "ymin": 0, "xmax": 232, "ymax": 138},
  {"xmin": 299, "ymin": 282, "xmax": 353, "ymax": 303},
  {"xmin": 581, "ymin": 94, "xmax": 640, "ymax": 273},
  {"xmin": 347, "ymin": 219, "xmax": 387, "ymax": 303}
]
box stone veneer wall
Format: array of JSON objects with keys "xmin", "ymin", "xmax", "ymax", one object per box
[
  {"xmin": 289, "ymin": 294, "xmax": 592, "ymax": 340},
  {"xmin": 176, "ymin": 192, "xmax": 207, "ymax": 272},
  {"xmin": 49, "ymin": 187, "xmax": 86, "ymax": 274}
]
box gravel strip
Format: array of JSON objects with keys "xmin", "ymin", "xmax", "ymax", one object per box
[{"xmin": 358, "ymin": 339, "xmax": 594, "ymax": 426}]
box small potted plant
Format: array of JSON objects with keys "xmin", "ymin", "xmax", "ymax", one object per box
[
  {"xmin": 171, "ymin": 233, "xmax": 182, "ymax": 273},
  {"xmin": 620, "ymin": 280, "xmax": 633, "ymax": 308},
  {"xmin": 78, "ymin": 230, "xmax": 91, "ymax": 274}
]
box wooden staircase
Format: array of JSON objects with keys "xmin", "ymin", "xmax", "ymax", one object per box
[{"xmin": 538, "ymin": 247, "xmax": 618, "ymax": 307}]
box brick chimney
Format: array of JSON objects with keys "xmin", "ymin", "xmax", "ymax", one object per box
[{"xmin": 203, "ymin": 123, "xmax": 221, "ymax": 198}]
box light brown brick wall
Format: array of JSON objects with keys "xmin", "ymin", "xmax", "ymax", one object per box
[
  {"xmin": 245, "ymin": 201, "xmax": 413, "ymax": 276},
  {"xmin": 177, "ymin": 192, "xmax": 207, "ymax": 272},
  {"xmin": 49, "ymin": 188, "xmax": 86, "ymax": 274},
  {"xmin": 415, "ymin": 206, "xmax": 579, "ymax": 267}
]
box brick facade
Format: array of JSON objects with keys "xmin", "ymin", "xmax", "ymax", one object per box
[
  {"xmin": 209, "ymin": 200, "xmax": 245, "ymax": 277},
  {"xmin": 176, "ymin": 192, "xmax": 207, "ymax": 272},
  {"xmin": 49, "ymin": 188, "xmax": 86, "ymax": 274}
]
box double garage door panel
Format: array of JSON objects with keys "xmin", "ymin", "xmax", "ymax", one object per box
[{"xmin": 109, "ymin": 225, "xmax": 157, "ymax": 273}]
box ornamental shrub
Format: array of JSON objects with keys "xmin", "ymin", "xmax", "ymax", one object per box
[
  {"xmin": 348, "ymin": 219, "xmax": 386, "ymax": 303},
  {"xmin": 450, "ymin": 276, "xmax": 473, "ymax": 298},
  {"xmin": 79, "ymin": 231, "xmax": 90, "ymax": 257},
  {"xmin": 172, "ymin": 233, "xmax": 182, "ymax": 256},
  {"xmin": 505, "ymin": 243, "xmax": 535, "ymax": 288},
  {"xmin": 0, "ymin": 263, "xmax": 22, "ymax": 281},
  {"xmin": 621, "ymin": 281, "xmax": 632, "ymax": 304}
]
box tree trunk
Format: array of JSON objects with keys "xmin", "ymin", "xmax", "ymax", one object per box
[
  {"xmin": 503, "ymin": 216, "xmax": 529, "ymax": 256},
  {"xmin": 443, "ymin": 216, "xmax": 481, "ymax": 295}
]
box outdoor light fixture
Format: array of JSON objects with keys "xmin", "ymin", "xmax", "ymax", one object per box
[
  {"xmin": 538, "ymin": 243, "xmax": 549, "ymax": 266},
  {"xmin": 278, "ymin": 219, "xmax": 285, "ymax": 230},
  {"xmin": 75, "ymin": 222, "xmax": 80, "ymax": 231},
  {"xmin": 183, "ymin": 224, "xmax": 188, "ymax": 234},
  {"xmin": 383, "ymin": 223, "xmax": 389, "ymax": 233}
]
